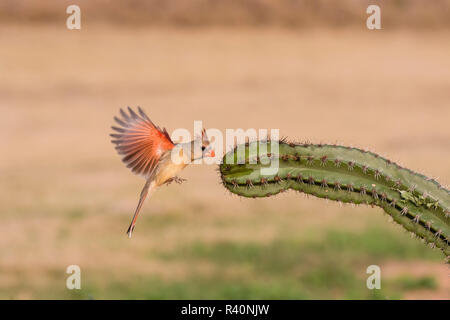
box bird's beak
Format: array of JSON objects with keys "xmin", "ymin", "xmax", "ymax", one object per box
[{"xmin": 205, "ymin": 149, "xmax": 215, "ymax": 158}]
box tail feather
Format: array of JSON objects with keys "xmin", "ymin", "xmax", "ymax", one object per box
[{"xmin": 127, "ymin": 180, "xmax": 152, "ymax": 238}]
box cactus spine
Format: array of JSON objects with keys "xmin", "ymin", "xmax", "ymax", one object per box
[{"xmin": 219, "ymin": 140, "xmax": 450, "ymax": 257}]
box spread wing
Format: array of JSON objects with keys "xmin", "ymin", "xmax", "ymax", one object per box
[{"xmin": 111, "ymin": 107, "xmax": 175, "ymax": 178}]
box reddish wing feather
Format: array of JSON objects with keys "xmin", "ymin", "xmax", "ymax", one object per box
[{"xmin": 111, "ymin": 107, "xmax": 174, "ymax": 178}]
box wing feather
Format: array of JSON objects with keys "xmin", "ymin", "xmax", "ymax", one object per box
[{"xmin": 111, "ymin": 107, "xmax": 175, "ymax": 178}]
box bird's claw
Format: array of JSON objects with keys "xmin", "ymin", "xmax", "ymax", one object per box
[
  {"xmin": 165, "ymin": 176, "xmax": 187, "ymax": 186},
  {"xmin": 174, "ymin": 177, "xmax": 187, "ymax": 184}
]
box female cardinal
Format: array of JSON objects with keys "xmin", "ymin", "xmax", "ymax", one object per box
[{"xmin": 111, "ymin": 107, "xmax": 215, "ymax": 238}]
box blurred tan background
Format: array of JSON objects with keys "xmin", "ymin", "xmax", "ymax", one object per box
[{"xmin": 0, "ymin": 1, "xmax": 449, "ymax": 299}]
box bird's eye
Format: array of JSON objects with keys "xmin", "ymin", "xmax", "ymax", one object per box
[{"xmin": 201, "ymin": 146, "xmax": 206, "ymax": 151}]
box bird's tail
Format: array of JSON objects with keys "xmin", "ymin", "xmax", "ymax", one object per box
[{"xmin": 127, "ymin": 180, "xmax": 152, "ymax": 238}]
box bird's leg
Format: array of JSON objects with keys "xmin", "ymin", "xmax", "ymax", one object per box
[{"xmin": 164, "ymin": 178, "xmax": 174, "ymax": 186}]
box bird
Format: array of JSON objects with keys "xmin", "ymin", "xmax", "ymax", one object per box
[{"xmin": 110, "ymin": 107, "xmax": 215, "ymax": 238}]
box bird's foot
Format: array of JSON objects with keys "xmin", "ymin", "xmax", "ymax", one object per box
[
  {"xmin": 172, "ymin": 177, "xmax": 187, "ymax": 184},
  {"xmin": 173, "ymin": 176, "xmax": 187, "ymax": 184},
  {"xmin": 165, "ymin": 176, "xmax": 187, "ymax": 186}
]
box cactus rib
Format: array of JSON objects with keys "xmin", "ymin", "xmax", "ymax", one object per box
[{"xmin": 219, "ymin": 141, "xmax": 450, "ymax": 257}]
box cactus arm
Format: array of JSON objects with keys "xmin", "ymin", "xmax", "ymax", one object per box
[{"xmin": 220, "ymin": 141, "xmax": 450, "ymax": 257}]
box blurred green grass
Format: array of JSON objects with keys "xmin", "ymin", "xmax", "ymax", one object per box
[
  {"xmin": 393, "ymin": 276, "xmax": 437, "ymax": 291},
  {"xmin": 5, "ymin": 216, "xmax": 442, "ymax": 300}
]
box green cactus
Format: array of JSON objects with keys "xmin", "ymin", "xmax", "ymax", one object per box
[{"xmin": 219, "ymin": 140, "xmax": 450, "ymax": 257}]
